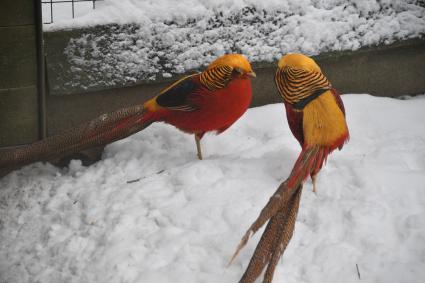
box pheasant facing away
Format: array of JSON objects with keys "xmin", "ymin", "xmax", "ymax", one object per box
[
  {"xmin": 0, "ymin": 54, "xmax": 255, "ymax": 171},
  {"xmin": 230, "ymin": 54, "xmax": 349, "ymax": 283}
]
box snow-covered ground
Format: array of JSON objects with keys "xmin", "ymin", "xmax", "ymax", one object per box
[
  {"xmin": 1, "ymin": 94, "xmax": 425, "ymax": 283},
  {"xmin": 44, "ymin": 0, "xmax": 425, "ymax": 88}
]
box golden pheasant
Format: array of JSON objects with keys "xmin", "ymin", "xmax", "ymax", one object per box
[
  {"xmin": 231, "ymin": 53, "xmax": 349, "ymax": 283},
  {"xmin": 0, "ymin": 54, "xmax": 255, "ymax": 170},
  {"xmin": 276, "ymin": 53, "xmax": 349, "ymax": 193}
]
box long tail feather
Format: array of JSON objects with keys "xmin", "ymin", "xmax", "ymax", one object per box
[
  {"xmin": 231, "ymin": 145, "xmax": 328, "ymax": 282},
  {"xmin": 238, "ymin": 186, "xmax": 302, "ymax": 283},
  {"xmin": 262, "ymin": 187, "xmax": 302, "ymax": 283},
  {"xmin": 228, "ymin": 180, "xmax": 296, "ymax": 266},
  {"xmin": 0, "ymin": 104, "xmax": 152, "ymax": 170}
]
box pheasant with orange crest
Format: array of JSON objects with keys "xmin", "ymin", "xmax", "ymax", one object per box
[
  {"xmin": 0, "ymin": 54, "xmax": 255, "ymax": 170},
  {"xmin": 231, "ymin": 53, "xmax": 349, "ymax": 283}
]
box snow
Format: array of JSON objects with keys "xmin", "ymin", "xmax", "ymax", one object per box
[
  {"xmin": 44, "ymin": 0, "xmax": 425, "ymax": 88},
  {"xmin": 1, "ymin": 93, "xmax": 425, "ymax": 283}
]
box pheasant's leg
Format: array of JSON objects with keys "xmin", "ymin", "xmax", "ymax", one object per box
[
  {"xmin": 311, "ymin": 173, "xmax": 318, "ymax": 194},
  {"xmin": 195, "ymin": 134, "xmax": 203, "ymax": 160}
]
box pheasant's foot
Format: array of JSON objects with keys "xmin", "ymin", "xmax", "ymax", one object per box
[
  {"xmin": 311, "ymin": 174, "xmax": 317, "ymax": 194},
  {"xmin": 195, "ymin": 134, "xmax": 203, "ymax": 160}
]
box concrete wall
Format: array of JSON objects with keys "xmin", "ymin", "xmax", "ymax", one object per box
[{"xmin": 0, "ymin": 1, "xmax": 41, "ymax": 147}]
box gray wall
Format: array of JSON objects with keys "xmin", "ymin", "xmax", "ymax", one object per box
[{"xmin": 0, "ymin": 1, "xmax": 40, "ymax": 147}]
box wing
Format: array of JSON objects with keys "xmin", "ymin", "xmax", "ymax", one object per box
[
  {"xmin": 330, "ymin": 88, "xmax": 349, "ymax": 149},
  {"xmin": 155, "ymin": 64, "xmax": 236, "ymax": 112},
  {"xmin": 285, "ymin": 103, "xmax": 304, "ymax": 147},
  {"xmin": 330, "ymin": 87, "xmax": 346, "ymax": 116},
  {"xmin": 156, "ymin": 73, "xmax": 202, "ymax": 112}
]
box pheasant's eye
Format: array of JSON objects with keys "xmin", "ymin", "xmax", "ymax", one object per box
[{"xmin": 235, "ymin": 67, "xmax": 244, "ymax": 74}]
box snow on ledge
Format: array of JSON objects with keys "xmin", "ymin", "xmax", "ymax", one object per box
[{"xmin": 46, "ymin": 0, "xmax": 425, "ymax": 89}]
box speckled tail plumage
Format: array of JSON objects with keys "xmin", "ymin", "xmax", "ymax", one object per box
[
  {"xmin": 0, "ymin": 104, "xmax": 150, "ymax": 171},
  {"xmin": 230, "ymin": 179, "xmax": 303, "ymax": 283}
]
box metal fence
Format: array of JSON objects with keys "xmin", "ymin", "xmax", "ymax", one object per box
[{"xmin": 42, "ymin": 0, "xmax": 103, "ymax": 24}]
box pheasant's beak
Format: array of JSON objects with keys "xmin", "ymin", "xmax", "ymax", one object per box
[{"xmin": 247, "ymin": 71, "xmax": 257, "ymax": 78}]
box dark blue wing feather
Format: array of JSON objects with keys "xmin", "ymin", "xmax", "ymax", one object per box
[{"xmin": 156, "ymin": 74, "xmax": 201, "ymax": 111}]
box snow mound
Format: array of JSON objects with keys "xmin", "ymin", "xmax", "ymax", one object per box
[
  {"xmin": 49, "ymin": 0, "xmax": 425, "ymax": 88},
  {"xmin": 1, "ymin": 94, "xmax": 425, "ymax": 282}
]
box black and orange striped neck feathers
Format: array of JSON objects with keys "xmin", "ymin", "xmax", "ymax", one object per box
[
  {"xmin": 275, "ymin": 66, "xmax": 331, "ymax": 108},
  {"xmin": 200, "ymin": 54, "xmax": 255, "ymax": 91},
  {"xmin": 275, "ymin": 54, "xmax": 331, "ymax": 107},
  {"xmin": 200, "ymin": 65, "xmax": 234, "ymax": 91}
]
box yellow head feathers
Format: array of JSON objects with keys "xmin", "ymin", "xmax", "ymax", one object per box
[
  {"xmin": 278, "ymin": 53, "xmax": 322, "ymax": 73},
  {"xmin": 207, "ymin": 54, "xmax": 255, "ymax": 76}
]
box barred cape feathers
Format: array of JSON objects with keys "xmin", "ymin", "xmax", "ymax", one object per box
[
  {"xmin": 275, "ymin": 65, "xmax": 331, "ymax": 105},
  {"xmin": 200, "ymin": 65, "xmax": 234, "ymax": 91}
]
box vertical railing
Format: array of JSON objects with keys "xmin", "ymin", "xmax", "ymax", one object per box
[
  {"xmin": 50, "ymin": 0, "xmax": 53, "ymax": 24},
  {"xmin": 42, "ymin": 0, "xmax": 102, "ymax": 24},
  {"xmin": 36, "ymin": 0, "xmax": 47, "ymax": 139},
  {"xmin": 71, "ymin": 0, "xmax": 75, "ymax": 19}
]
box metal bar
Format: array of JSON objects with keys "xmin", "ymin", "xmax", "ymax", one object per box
[
  {"xmin": 93, "ymin": 0, "xmax": 95, "ymax": 9},
  {"xmin": 50, "ymin": 0, "xmax": 53, "ymax": 23},
  {"xmin": 35, "ymin": 0, "xmax": 47, "ymax": 139},
  {"xmin": 41, "ymin": 0, "xmax": 104, "ymax": 3},
  {"xmin": 72, "ymin": 0, "xmax": 75, "ymax": 18}
]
